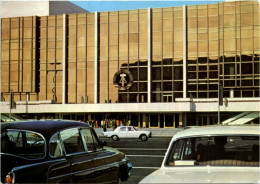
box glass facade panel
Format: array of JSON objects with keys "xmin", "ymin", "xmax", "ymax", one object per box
[{"xmin": 1, "ymin": 0, "xmax": 259, "ymax": 106}]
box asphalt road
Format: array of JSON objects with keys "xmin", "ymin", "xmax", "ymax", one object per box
[{"xmin": 100, "ymin": 137, "xmax": 172, "ymax": 184}]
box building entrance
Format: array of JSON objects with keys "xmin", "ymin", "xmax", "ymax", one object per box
[
  {"xmin": 175, "ymin": 114, "xmax": 179, "ymax": 127},
  {"xmin": 131, "ymin": 115, "xmax": 139, "ymax": 127},
  {"xmin": 160, "ymin": 114, "xmax": 164, "ymax": 128}
]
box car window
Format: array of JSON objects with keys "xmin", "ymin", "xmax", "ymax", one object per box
[
  {"xmin": 49, "ymin": 133, "xmax": 64, "ymax": 158},
  {"xmin": 91, "ymin": 130, "xmax": 101, "ymax": 150},
  {"xmin": 166, "ymin": 135, "xmax": 260, "ymax": 166},
  {"xmin": 128, "ymin": 127, "xmax": 132, "ymax": 131},
  {"xmin": 1, "ymin": 130, "xmax": 45, "ymax": 159},
  {"xmin": 60, "ymin": 128, "xmax": 85, "ymax": 154},
  {"xmin": 81, "ymin": 128, "xmax": 96, "ymax": 152},
  {"xmin": 172, "ymin": 139, "xmax": 185, "ymax": 161},
  {"xmin": 120, "ymin": 127, "xmax": 126, "ymax": 131}
]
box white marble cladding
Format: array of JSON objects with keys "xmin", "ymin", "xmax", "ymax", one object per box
[{"xmin": 1, "ymin": 98, "xmax": 260, "ymax": 113}]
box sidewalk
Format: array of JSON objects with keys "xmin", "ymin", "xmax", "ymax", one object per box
[{"xmin": 94, "ymin": 127, "xmax": 182, "ymax": 137}]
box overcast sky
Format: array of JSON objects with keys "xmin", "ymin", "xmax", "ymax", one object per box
[{"xmin": 70, "ymin": 1, "xmax": 225, "ymax": 13}]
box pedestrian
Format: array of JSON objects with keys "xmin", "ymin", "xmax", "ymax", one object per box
[
  {"xmin": 103, "ymin": 124, "xmax": 107, "ymax": 132},
  {"xmin": 112, "ymin": 121, "xmax": 116, "ymax": 130},
  {"xmin": 128, "ymin": 120, "xmax": 131, "ymax": 126},
  {"xmin": 105, "ymin": 119, "xmax": 108, "ymax": 128},
  {"xmin": 101, "ymin": 120, "xmax": 104, "ymax": 128}
]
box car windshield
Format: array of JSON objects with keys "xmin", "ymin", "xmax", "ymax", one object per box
[
  {"xmin": 166, "ymin": 135, "xmax": 259, "ymax": 166},
  {"xmin": 1, "ymin": 130, "xmax": 45, "ymax": 159}
]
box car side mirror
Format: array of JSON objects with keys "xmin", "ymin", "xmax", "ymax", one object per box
[{"xmin": 100, "ymin": 140, "xmax": 107, "ymax": 147}]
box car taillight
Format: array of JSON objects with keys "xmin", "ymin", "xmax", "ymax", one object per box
[{"xmin": 5, "ymin": 172, "xmax": 14, "ymax": 184}]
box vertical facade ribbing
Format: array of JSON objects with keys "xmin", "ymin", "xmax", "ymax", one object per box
[
  {"xmin": 62, "ymin": 14, "xmax": 67, "ymax": 104},
  {"xmin": 183, "ymin": 5, "xmax": 187, "ymax": 99},
  {"xmin": 148, "ymin": 8, "xmax": 152, "ymax": 103},
  {"xmin": 94, "ymin": 12, "xmax": 99, "ymax": 104}
]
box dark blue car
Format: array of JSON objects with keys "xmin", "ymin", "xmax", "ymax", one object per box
[{"xmin": 1, "ymin": 120, "xmax": 132, "ymax": 183}]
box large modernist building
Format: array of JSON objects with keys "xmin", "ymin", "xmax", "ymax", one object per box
[{"xmin": 1, "ymin": 0, "xmax": 259, "ymax": 127}]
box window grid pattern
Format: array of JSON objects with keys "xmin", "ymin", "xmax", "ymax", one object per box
[
  {"xmin": 187, "ymin": 1, "xmax": 260, "ymax": 99},
  {"xmin": 39, "ymin": 15, "xmax": 63, "ymax": 103},
  {"xmin": 1, "ymin": 1, "xmax": 259, "ymax": 104},
  {"xmin": 1, "ymin": 16, "xmax": 38, "ymax": 101},
  {"xmin": 67, "ymin": 13, "xmax": 95, "ymax": 104},
  {"xmin": 99, "ymin": 10, "xmax": 148, "ymax": 103},
  {"xmin": 151, "ymin": 7, "xmax": 184, "ymax": 102}
]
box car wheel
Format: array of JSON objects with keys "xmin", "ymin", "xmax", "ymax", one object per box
[
  {"xmin": 140, "ymin": 134, "xmax": 147, "ymax": 141},
  {"xmin": 112, "ymin": 135, "xmax": 119, "ymax": 141}
]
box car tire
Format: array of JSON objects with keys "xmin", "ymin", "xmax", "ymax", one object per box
[
  {"xmin": 119, "ymin": 164, "xmax": 129, "ymax": 182},
  {"xmin": 112, "ymin": 135, "xmax": 119, "ymax": 141},
  {"xmin": 140, "ymin": 134, "xmax": 147, "ymax": 141}
]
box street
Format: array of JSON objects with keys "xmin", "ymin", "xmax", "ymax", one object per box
[{"xmin": 100, "ymin": 137, "xmax": 172, "ymax": 184}]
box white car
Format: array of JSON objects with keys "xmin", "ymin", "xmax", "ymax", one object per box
[
  {"xmin": 103, "ymin": 126, "xmax": 152, "ymax": 141},
  {"xmin": 139, "ymin": 125, "xmax": 260, "ymax": 183}
]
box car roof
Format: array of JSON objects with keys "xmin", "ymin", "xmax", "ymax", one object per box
[
  {"xmin": 173, "ymin": 125, "xmax": 260, "ymax": 139},
  {"xmin": 117, "ymin": 126, "xmax": 133, "ymax": 128},
  {"xmin": 1, "ymin": 120, "xmax": 90, "ymax": 139}
]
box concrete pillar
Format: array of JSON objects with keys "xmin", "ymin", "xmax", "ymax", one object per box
[
  {"xmin": 142, "ymin": 115, "xmax": 146, "ymax": 128},
  {"xmin": 230, "ymin": 88, "xmax": 234, "ymax": 98}
]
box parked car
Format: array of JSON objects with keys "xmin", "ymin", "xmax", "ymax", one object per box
[
  {"xmin": 139, "ymin": 125, "xmax": 260, "ymax": 183},
  {"xmin": 102, "ymin": 126, "xmax": 152, "ymax": 141},
  {"xmin": 1, "ymin": 120, "xmax": 132, "ymax": 183}
]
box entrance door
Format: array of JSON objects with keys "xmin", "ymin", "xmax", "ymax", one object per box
[
  {"xmin": 131, "ymin": 115, "xmax": 139, "ymax": 127},
  {"xmin": 175, "ymin": 114, "xmax": 179, "ymax": 127},
  {"xmin": 163, "ymin": 94, "xmax": 173, "ymax": 102},
  {"xmin": 160, "ymin": 114, "xmax": 164, "ymax": 128}
]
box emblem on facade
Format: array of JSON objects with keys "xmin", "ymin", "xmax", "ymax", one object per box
[{"xmin": 113, "ymin": 69, "xmax": 133, "ymax": 90}]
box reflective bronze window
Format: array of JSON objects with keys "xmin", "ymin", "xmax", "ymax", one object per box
[
  {"xmin": 163, "ymin": 67, "xmax": 172, "ymax": 80},
  {"xmin": 152, "ymin": 82, "xmax": 161, "ymax": 91},
  {"xmin": 152, "ymin": 67, "xmax": 161, "ymax": 80},
  {"xmin": 241, "ymin": 63, "xmax": 253, "ymax": 74},
  {"xmin": 139, "ymin": 82, "xmax": 147, "ymax": 92},
  {"xmin": 174, "ymin": 66, "xmax": 183, "ymax": 80},
  {"xmin": 139, "ymin": 68, "xmax": 147, "ymax": 81},
  {"xmin": 152, "ymin": 93, "xmax": 161, "ymax": 102}
]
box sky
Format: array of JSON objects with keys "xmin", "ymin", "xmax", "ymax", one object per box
[{"xmin": 70, "ymin": 1, "xmax": 225, "ymax": 13}]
